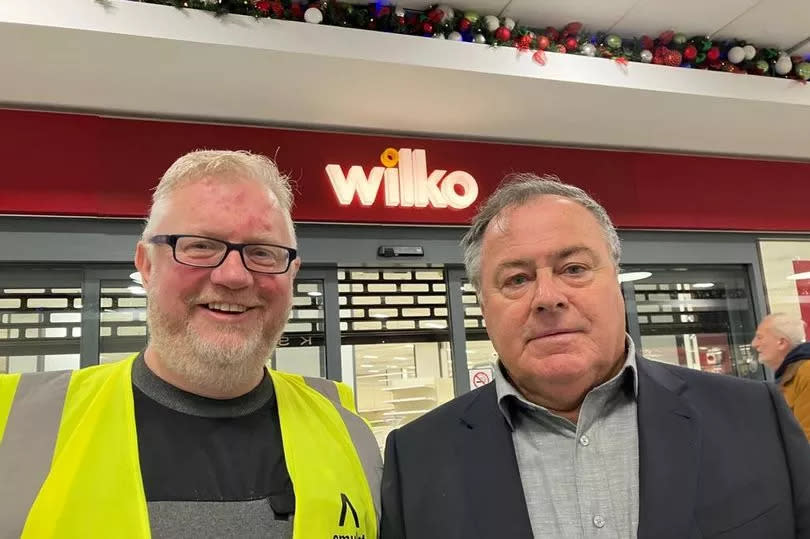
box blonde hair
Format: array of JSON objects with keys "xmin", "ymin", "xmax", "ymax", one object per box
[{"xmin": 142, "ymin": 150, "xmax": 294, "ymax": 240}]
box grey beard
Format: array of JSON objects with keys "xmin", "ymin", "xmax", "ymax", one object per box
[{"xmin": 145, "ymin": 297, "xmax": 289, "ymax": 396}]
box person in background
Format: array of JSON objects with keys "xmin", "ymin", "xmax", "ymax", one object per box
[
  {"xmin": 380, "ymin": 173, "xmax": 810, "ymax": 539},
  {"xmin": 0, "ymin": 150, "xmax": 381, "ymax": 538},
  {"xmin": 752, "ymin": 312, "xmax": 810, "ymax": 440}
]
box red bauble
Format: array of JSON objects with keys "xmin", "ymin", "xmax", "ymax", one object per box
[
  {"xmin": 397, "ymin": 15, "xmax": 405, "ymax": 24},
  {"xmin": 563, "ymin": 21, "xmax": 582, "ymax": 35},
  {"xmin": 533, "ymin": 50, "xmax": 547, "ymax": 65},
  {"xmin": 536, "ymin": 35, "xmax": 550, "ymax": 50},
  {"xmin": 664, "ymin": 50, "xmax": 682, "ymax": 66},
  {"xmin": 428, "ymin": 9, "xmax": 443, "ymax": 23},
  {"xmin": 290, "ymin": 3, "xmax": 303, "ymax": 18},
  {"xmin": 683, "ymin": 44, "xmax": 698, "ymax": 61},
  {"xmin": 652, "ymin": 57, "xmax": 663, "ymax": 65},
  {"xmin": 640, "ymin": 35, "xmax": 654, "ymax": 50},
  {"xmin": 658, "ymin": 30, "xmax": 675, "ymax": 45},
  {"xmin": 458, "ymin": 18, "xmax": 471, "ymax": 32},
  {"xmin": 269, "ymin": 1, "xmax": 283, "ymax": 16},
  {"xmin": 517, "ymin": 34, "xmax": 532, "ymax": 49},
  {"xmin": 565, "ymin": 36, "xmax": 578, "ymax": 51},
  {"xmin": 422, "ymin": 21, "xmax": 434, "ymax": 34},
  {"xmin": 378, "ymin": 6, "xmax": 390, "ymax": 16},
  {"xmin": 706, "ymin": 47, "xmax": 720, "ymax": 62},
  {"xmin": 544, "ymin": 27, "xmax": 559, "ymax": 41},
  {"xmin": 255, "ymin": 0, "xmax": 271, "ymax": 14},
  {"xmin": 495, "ymin": 26, "xmax": 511, "ymax": 42}
]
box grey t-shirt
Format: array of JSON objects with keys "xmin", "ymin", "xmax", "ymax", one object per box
[{"xmin": 132, "ymin": 354, "xmax": 294, "ymax": 538}]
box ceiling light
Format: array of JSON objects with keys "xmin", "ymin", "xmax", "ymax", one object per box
[
  {"xmin": 360, "ymin": 363, "xmax": 374, "ymax": 368},
  {"xmin": 618, "ymin": 271, "xmax": 652, "ymax": 283},
  {"xmin": 787, "ymin": 272, "xmax": 810, "ymax": 281},
  {"xmin": 362, "ymin": 355, "xmax": 378, "ymax": 359},
  {"xmin": 392, "ymin": 356, "xmax": 411, "ymax": 361},
  {"xmin": 692, "ymin": 283, "xmax": 715, "ymax": 289},
  {"xmin": 307, "ymin": 291, "xmax": 323, "ymax": 297},
  {"xmin": 130, "ymin": 271, "xmax": 143, "ymax": 284},
  {"xmin": 371, "ymin": 313, "xmax": 390, "ymax": 319},
  {"xmin": 128, "ymin": 286, "xmax": 147, "ymax": 296}
]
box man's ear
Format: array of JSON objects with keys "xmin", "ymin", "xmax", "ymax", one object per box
[
  {"xmin": 134, "ymin": 241, "xmax": 153, "ymax": 289},
  {"xmin": 288, "ymin": 257, "xmax": 301, "ymax": 281}
]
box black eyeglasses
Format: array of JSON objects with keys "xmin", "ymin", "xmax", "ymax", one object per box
[{"xmin": 149, "ymin": 235, "xmax": 297, "ymax": 274}]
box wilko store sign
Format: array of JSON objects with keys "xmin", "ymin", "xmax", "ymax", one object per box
[
  {"xmin": 5, "ymin": 109, "xmax": 810, "ymax": 230},
  {"xmin": 325, "ymin": 148, "xmax": 479, "ymax": 209}
]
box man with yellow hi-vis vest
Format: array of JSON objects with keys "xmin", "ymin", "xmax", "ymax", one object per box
[{"xmin": 0, "ymin": 150, "xmax": 382, "ymax": 538}]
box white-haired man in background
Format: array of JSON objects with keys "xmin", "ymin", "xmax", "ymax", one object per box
[{"xmin": 753, "ymin": 312, "xmax": 810, "ymax": 439}]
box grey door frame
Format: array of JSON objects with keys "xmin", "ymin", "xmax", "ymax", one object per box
[{"xmin": 445, "ymin": 266, "xmax": 471, "ymax": 395}]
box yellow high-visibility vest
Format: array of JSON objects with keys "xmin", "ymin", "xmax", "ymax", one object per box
[{"xmin": 0, "ymin": 355, "xmax": 380, "ymax": 538}]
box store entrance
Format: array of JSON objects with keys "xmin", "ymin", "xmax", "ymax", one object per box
[
  {"xmin": 336, "ymin": 267, "xmax": 456, "ymax": 449},
  {"xmin": 620, "ymin": 264, "xmax": 763, "ymax": 380}
]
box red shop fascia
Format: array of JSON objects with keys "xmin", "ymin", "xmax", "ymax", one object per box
[{"xmin": 1, "ymin": 108, "xmax": 807, "ymax": 232}]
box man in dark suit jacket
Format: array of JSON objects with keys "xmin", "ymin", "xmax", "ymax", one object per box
[{"xmin": 380, "ymin": 173, "xmax": 810, "ymax": 539}]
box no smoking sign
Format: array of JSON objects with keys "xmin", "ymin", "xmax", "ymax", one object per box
[{"xmin": 469, "ymin": 366, "xmax": 494, "ymax": 389}]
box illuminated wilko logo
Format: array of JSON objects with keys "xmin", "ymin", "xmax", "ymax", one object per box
[{"xmin": 325, "ymin": 148, "xmax": 479, "ymax": 209}]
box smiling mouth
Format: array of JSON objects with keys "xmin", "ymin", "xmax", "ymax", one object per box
[{"xmin": 203, "ymin": 302, "xmax": 254, "ymax": 314}]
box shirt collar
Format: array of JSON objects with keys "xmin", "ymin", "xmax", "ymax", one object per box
[{"xmin": 494, "ymin": 334, "xmax": 638, "ymax": 431}]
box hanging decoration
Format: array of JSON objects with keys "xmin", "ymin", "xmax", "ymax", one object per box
[{"xmin": 127, "ymin": 0, "xmax": 810, "ymax": 82}]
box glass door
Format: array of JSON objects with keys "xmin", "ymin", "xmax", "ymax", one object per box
[
  {"xmin": 0, "ymin": 268, "xmax": 84, "ymax": 373},
  {"xmin": 338, "ymin": 267, "xmax": 456, "ymax": 449},
  {"xmin": 622, "ymin": 264, "xmax": 762, "ymax": 380},
  {"xmin": 98, "ymin": 271, "xmax": 148, "ymax": 364},
  {"xmin": 271, "ymin": 272, "xmax": 327, "ymax": 378}
]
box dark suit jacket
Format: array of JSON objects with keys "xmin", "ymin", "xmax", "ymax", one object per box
[{"xmin": 380, "ymin": 357, "xmax": 810, "ymax": 538}]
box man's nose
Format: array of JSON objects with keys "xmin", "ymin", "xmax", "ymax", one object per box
[
  {"xmin": 529, "ymin": 271, "xmax": 568, "ymax": 313},
  {"xmin": 209, "ymin": 250, "xmax": 254, "ymax": 289}
]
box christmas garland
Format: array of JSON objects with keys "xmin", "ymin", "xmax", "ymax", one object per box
[{"xmin": 127, "ymin": 0, "xmax": 810, "ymax": 81}]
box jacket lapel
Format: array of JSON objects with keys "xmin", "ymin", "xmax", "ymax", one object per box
[
  {"xmin": 457, "ymin": 384, "xmax": 534, "ymax": 538},
  {"xmin": 636, "ymin": 357, "xmax": 701, "ymax": 539}
]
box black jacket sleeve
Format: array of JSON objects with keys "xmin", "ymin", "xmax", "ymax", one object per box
[{"xmin": 379, "ymin": 428, "xmax": 406, "ymax": 539}]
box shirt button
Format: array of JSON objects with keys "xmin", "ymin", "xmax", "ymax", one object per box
[
  {"xmin": 593, "ymin": 515, "xmax": 606, "ymax": 528},
  {"xmin": 579, "ymin": 434, "xmax": 590, "ymax": 446}
]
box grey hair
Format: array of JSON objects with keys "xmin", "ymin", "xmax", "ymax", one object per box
[
  {"xmin": 142, "ymin": 149, "xmax": 295, "ymax": 242},
  {"xmin": 461, "ymin": 173, "xmax": 621, "ymax": 292},
  {"xmin": 763, "ymin": 313, "xmax": 807, "ymax": 347}
]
